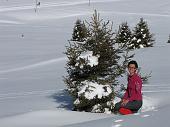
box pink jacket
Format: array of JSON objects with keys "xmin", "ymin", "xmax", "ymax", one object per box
[{"xmin": 123, "ymin": 73, "xmax": 142, "ymax": 101}]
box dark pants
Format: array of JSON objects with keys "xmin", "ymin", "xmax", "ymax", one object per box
[{"xmin": 114, "ymin": 100, "xmax": 142, "ymax": 113}]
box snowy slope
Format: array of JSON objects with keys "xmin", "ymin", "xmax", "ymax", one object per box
[{"xmin": 0, "ymin": 0, "xmax": 170, "ymax": 126}]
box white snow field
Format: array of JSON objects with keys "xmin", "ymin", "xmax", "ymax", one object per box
[{"xmin": 0, "ymin": 0, "xmax": 170, "ymax": 126}]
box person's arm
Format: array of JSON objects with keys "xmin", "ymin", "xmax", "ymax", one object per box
[
  {"xmin": 121, "ymin": 88, "xmax": 129, "ymax": 106},
  {"xmin": 123, "ymin": 89, "xmax": 128, "ymax": 100}
]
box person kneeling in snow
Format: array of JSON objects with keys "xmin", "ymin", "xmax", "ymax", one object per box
[{"xmin": 114, "ymin": 60, "xmax": 143, "ymax": 115}]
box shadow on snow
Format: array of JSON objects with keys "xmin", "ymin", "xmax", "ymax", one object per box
[{"xmin": 50, "ymin": 89, "xmax": 73, "ymax": 110}]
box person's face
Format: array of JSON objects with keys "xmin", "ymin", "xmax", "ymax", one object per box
[{"xmin": 128, "ymin": 64, "xmax": 137, "ymax": 76}]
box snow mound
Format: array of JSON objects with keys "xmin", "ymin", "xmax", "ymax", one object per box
[{"xmin": 141, "ymin": 95, "xmax": 156, "ymax": 112}]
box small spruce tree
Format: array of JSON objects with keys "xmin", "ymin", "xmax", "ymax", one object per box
[
  {"xmin": 114, "ymin": 22, "xmax": 132, "ymax": 50},
  {"xmin": 167, "ymin": 34, "xmax": 170, "ymax": 43},
  {"xmin": 130, "ymin": 18, "xmax": 154, "ymax": 49},
  {"xmin": 64, "ymin": 10, "xmax": 133, "ymax": 113},
  {"xmin": 72, "ymin": 19, "xmax": 88, "ymax": 42}
]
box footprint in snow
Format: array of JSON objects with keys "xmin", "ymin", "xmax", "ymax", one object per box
[
  {"xmin": 114, "ymin": 119, "xmax": 124, "ymax": 123},
  {"xmin": 141, "ymin": 114, "xmax": 150, "ymax": 118},
  {"xmin": 133, "ymin": 113, "xmax": 140, "ymax": 116},
  {"xmin": 153, "ymin": 109, "xmax": 158, "ymax": 112},
  {"xmin": 112, "ymin": 119, "xmax": 124, "ymax": 127},
  {"xmin": 112, "ymin": 124, "xmax": 122, "ymax": 127}
]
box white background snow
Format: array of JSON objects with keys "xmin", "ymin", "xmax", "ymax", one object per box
[{"xmin": 0, "ymin": 0, "xmax": 170, "ymax": 126}]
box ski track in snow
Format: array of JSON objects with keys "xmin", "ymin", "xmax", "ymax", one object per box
[
  {"xmin": 0, "ymin": 89, "xmax": 63, "ymax": 102},
  {"xmin": 142, "ymin": 84, "xmax": 170, "ymax": 93},
  {"xmin": 1, "ymin": 1, "xmax": 170, "ymax": 19},
  {"xmin": 143, "ymin": 84, "xmax": 170, "ymax": 87},
  {"xmin": 0, "ymin": 20, "xmax": 22, "ymax": 24},
  {"xmin": 0, "ymin": 57, "xmax": 66, "ymax": 74},
  {"xmin": 143, "ymin": 90, "xmax": 170, "ymax": 93},
  {"xmin": 0, "ymin": 0, "xmax": 120, "ymax": 12},
  {"xmin": 104, "ymin": 11, "xmax": 170, "ymax": 18}
]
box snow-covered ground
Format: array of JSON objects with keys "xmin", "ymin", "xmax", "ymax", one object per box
[{"xmin": 0, "ymin": 0, "xmax": 170, "ymax": 126}]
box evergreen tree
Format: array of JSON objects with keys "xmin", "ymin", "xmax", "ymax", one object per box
[
  {"xmin": 167, "ymin": 34, "xmax": 170, "ymax": 43},
  {"xmin": 72, "ymin": 19, "xmax": 88, "ymax": 42},
  {"xmin": 64, "ymin": 10, "xmax": 133, "ymax": 113},
  {"xmin": 130, "ymin": 18, "xmax": 154, "ymax": 49},
  {"xmin": 114, "ymin": 22, "xmax": 132, "ymax": 50}
]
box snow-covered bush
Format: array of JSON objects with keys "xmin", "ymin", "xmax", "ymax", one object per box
[
  {"xmin": 130, "ymin": 18, "xmax": 155, "ymax": 49},
  {"xmin": 74, "ymin": 81, "xmax": 114, "ymax": 113},
  {"xmin": 64, "ymin": 10, "xmax": 133, "ymax": 113}
]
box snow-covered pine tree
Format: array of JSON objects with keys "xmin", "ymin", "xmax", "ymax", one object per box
[
  {"xmin": 64, "ymin": 10, "xmax": 133, "ymax": 113},
  {"xmin": 130, "ymin": 18, "xmax": 155, "ymax": 49},
  {"xmin": 167, "ymin": 34, "xmax": 170, "ymax": 43},
  {"xmin": 114, "ymin": 22, "xmax": 132, "ymax": 50},
  {"xmin": 72, "ymin": 19, "xmax": 88, "ymax": 42}
]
